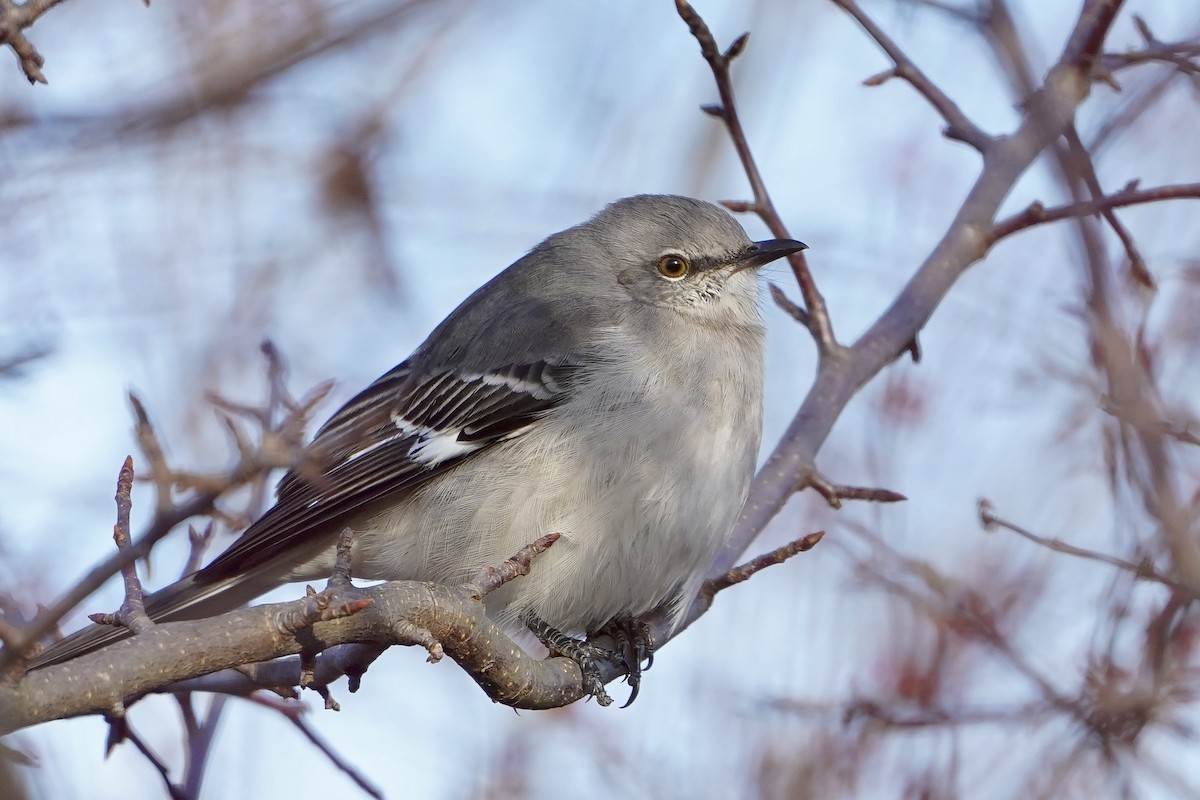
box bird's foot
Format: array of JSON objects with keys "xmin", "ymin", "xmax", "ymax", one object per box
[
  {"xmin": 591, "ymin": 615, "xmax": 655, "ymax": 707},
  {"xmin": 523, "ymin": 611, "xmax": 613, "ymax": 707}
]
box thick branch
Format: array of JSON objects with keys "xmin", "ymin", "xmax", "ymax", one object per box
[
  {"xmin": 697, "ymin": 0, "xmax": 1121, "ymax": 607},
  {"xmin": 0, "ymin": 578, "xmax": 590, "ymax": 734}
]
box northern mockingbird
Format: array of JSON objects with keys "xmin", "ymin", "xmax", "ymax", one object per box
[{"xmin": 34, "ymin": 195, "xmax": 806, "ymax": 696}]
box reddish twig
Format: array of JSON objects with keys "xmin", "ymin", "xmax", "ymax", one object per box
[
  {"xmin": 87, "ymin": 457, "xmax": 155, "ymax": 635},
  {"xmin": 704, "ymin": 531, "xmax": 825, "ymax": 597},
  {"xmin": 768, "ymin": 282, "xmax": 811, "ymax": 327},
  {"xmin": 806, "ymin": 470, "xmax": 907, "ymax": 510},
  {"xmin": 675, "ymin": 0, "xmax": 838, "ymax": 355},
  {"xmin": 467, "ymin": 533, "xmax": 560, "ymax": 599}
]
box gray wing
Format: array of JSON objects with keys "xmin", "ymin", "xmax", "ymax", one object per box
[{"xmin": 196, "ymin": 358, "xmax": 578, "ymax": 583}]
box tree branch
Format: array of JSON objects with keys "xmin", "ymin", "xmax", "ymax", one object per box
[
  {"xmin": 1, "ymin": 537, "xmax": 586, "ymax": 734},
  {"xmin": 991, "ymin": 182, "xmax": 1200, "ymax": 241},
  {"xmin": 675, "ymin": 0, "xmax": 838, "ymax": 355},
  {"xmin": 832, "ymin": 0, "xmax": 994, "ymax": 152},
  {"xmin": 683, "ymin": 0, "xmax": 1130, "ymax": 629}
]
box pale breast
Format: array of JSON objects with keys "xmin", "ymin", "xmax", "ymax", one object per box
[{"xmin": 353, "ymin": 322, "xmax": 765, "ymax": 635}]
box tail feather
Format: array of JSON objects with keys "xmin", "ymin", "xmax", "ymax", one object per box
[{"xmin": 28, "ymin": 571, "xmax": 283, "ymax": 670}]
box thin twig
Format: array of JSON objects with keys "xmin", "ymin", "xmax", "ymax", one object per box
[
  {"xmin": 978, "ymin": 501, "xmax": 1198, "ymax": 598},
  {"xmin": 991, "ymin": 183, "xmax": 1200, "ymax": 241},
  {"xmin": 120, "ymin": 722, "xmax": 188, "ymax": 800},
  {"xmin": 704, "ymin": 531, "xmax": 825, "ymax": 596},
  {"xmin": 1062, "ymin": 126, "xmax": 1154, "ymax": 287},
  {"xmin": 286, "ymin": 714, "xmax": 383, "ymax": 799},
  {"xmin": 87, "ymin": 457, "xmax": 155, "ymax": 634},
  {"xmin": 675, "ymin": 0, "xmax": 838, "ymax": 355},
  {"xmin": 832, "ymin": 0, "xmax": 994, "ymax": 152},
  {"xmin": 807, "ymin": 470, "xmax": 908, "ymax": 509}
]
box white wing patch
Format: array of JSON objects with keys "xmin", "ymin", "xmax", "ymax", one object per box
[
  {"xmin": 389, "ymin": 410, "xmax": 483, "ymax": 465},
  {"xmin": 335, "ymin": 367, "xmax": 564, "ymax": 469}
]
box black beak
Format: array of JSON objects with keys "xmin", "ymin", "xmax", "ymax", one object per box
[{"xmin": 733, "ymin": 238, "xmax": 808, "ymax": 271}]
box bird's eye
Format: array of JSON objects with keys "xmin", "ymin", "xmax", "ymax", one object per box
[{"xmin": 656, "ymin": 254, "xmax": 690, "ymax": 279}]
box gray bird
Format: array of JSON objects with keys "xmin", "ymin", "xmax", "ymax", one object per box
[{"xmin": 33, "ymin": 195, "xmax": 806, "ymax": 698}]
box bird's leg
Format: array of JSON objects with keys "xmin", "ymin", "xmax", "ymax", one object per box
[
  {"xmin": 591, "ymin": 615, "xmax": 655, "ymax": 707},
  {"xmin": 522, "ymin": 611, "xmax": 613, "ymax": 707}
]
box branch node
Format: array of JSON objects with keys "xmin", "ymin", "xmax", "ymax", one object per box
[
  {"xmin": 723, "ymin": 32, "xmax": 749, "ymax": 61},
  {"xmin": 465, "ymin": 533, "xmax": 560, "ymax": 600},
  {"xmin": 862, "ymin": 67, "xmax": 899, "ymax": 87},
  {"xmin": 392, "ymin": 619, "xmax": 443, "ymax": 663},
  {"xmin": 769, "ymin": 282, "xmax": 811, "ymax": 327},
  {"xmin": 805, "ymin": 470, "xmax": 906, "ymax": 509}
]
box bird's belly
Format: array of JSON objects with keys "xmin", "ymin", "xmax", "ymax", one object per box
[{"xmin": 353, "ymin": 353, "xmax": 762, "ymax": 634}]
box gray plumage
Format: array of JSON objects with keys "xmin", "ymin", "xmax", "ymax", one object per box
[{"xmin": 34, "ymin": 195, "xmax": 805, "ymax": 668}]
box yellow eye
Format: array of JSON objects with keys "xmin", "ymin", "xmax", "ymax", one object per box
[{"xmin": 657, "ymin": 254, "xmax": 690, "ymax": 279}]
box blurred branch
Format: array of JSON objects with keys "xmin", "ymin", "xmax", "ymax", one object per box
[
  {"xmin": 978, "ymin": 0, "xmax": 1200, "ymax": 598},
  {"xmin": 1100, "ymin": 15, "xmax": 1200, "ymax": 78},
  {"xmin": 0, "ymin": 346, "xmax": 330, "ymax": 672},
  {"xmin": 286, "ymin": 713, "xmax": 383, "ymax": 800},
  {"xmin": 978, "ymin": 500, "xmax": 1196, "ymax": 597},
  {"xmin": 0, "ymin": 339, "xmax": 53, "ymax": 380},
  {"xmin": 36, "ymin": 0, "xmax": 436, "ymax": 136}
]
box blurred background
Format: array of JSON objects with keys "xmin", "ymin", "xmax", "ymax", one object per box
[{"xmin": 1, "ymin": 0, "xmax": 1198, "ymax": 798}]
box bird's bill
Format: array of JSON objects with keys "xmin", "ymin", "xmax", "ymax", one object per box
[{"xmin": 733, "ymin": 238, "xmax": 808, "ymax": 271}]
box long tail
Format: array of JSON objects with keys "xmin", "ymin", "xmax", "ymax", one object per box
[{"xmin": 28, "ymin": 570, "xmax": 283, "ymax": 669}]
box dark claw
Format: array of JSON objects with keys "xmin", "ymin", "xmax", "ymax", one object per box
[
  {"xmin": 523, "ymin": 611, "xmax": 614, "ymax": 707},
  {"xmin": 591, "ymin": 615, "xmax": 656, "ymax": 708}
]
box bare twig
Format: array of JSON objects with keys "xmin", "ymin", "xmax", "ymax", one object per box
[
  {"xmin": 87, "ymin": 457, "xmax": 155, "ymax": 635},
  {"xmin": 833, "ymin": 0, "xmax": 994, "ymax": 152},
  {"xmin": 0, "ymin": 344, "xmax": 334, "ymax": 673},
  {"xmin": 991, "ymin": 183, "xmax": 1200, "ymax": 242},
  {"xmin": 807, "ymin": 470, "xmax": 908, "ymax": 509},
  {"xmin": 287, "ymin": 713, "xmax": 383, "ymax": 799},
  {"xmin": 1061, "ymin": 126, "xmax": 1154, "ymax": 287},
  {"xmin": 704, "ymin": 531, "xmax": 825, "ymax": 597},
  {"xmin": 978, "ymin": 500, "xmax": 1195, "ymax": 597},
  {"xmin": 467, "ymin": 533, "xmax": 560, "ymax": 598},
  {"xmin": 675, "ymin": 0, "xmax": 838, "ymax": 355},
  {"xmin": 180, "ymin": 695, "xmax": 225, "ymax": 800},
  {"xmin": 769, "ymin": 282, "xmax": 811, "ymax": 327}
]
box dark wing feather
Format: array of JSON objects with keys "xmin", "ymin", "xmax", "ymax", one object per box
[{"xmin": 196, "ymin": 359, "xmax": 578, "ymax": 582}]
